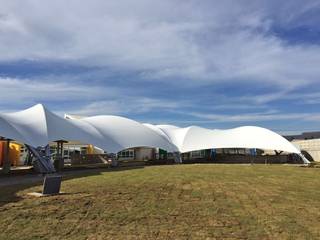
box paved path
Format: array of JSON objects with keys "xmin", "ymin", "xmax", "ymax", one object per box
[
  {"xmin": 0, "ymin": 174, "xmax": 44, "ymax": 187},
  {"xmin": 0, "ymin": 168, "xmax": 109, "ymax": 187}
]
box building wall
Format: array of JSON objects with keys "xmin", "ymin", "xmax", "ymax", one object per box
[
  {"xmin": 215, "ymin": 148, "xmax": 252, "ymax": 155},
  {"xmin": 117, "ymin": 147, "xmax": 155, "ymax": 161},
  {"xmin": 135, "ymin": 147, "xmax": 154, "ymax": 161},
  {"xmin": 118, "ymin": 148, "xmax": 135, "ymax": 161},
  {"xmin": 182, "ymin": 149, "xmax": 212, "ymax": 162},
  {"xmin": 214, "ymin": 154, "xmax": 293, "ymax": 164},
  {"xmin": 49, "ymin": 142, "xmax": 105, "ymax": 164},
  {"xmin": 292, "ymin": 139, "xmax": 320, "ymax": 162}
]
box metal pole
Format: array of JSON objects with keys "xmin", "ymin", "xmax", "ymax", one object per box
[
  {"xmin": 60, "ymin": 142, "xmax": 64, "ymax": 170},
  {"xmin": 54, "ymin": 141, "xmax": 62, "ymax": 171}
]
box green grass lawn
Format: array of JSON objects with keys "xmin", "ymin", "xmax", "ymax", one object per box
[{"xmin": 1, "ymin": 164, "xmax": 320, "ymax": 239}]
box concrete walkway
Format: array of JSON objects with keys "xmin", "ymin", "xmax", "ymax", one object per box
[
  {"xmin": 0, "ymin": 168, "xmax": 109, "ymax": 187},
  {"xmin": 0, "ymin": 174, "xmax": 44, "ymax": 187}
]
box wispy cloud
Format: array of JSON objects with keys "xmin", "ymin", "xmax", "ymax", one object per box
[
  {"xmin": 0, "ymin": 0, "xmax": 319, "ymax": 133},
  {"xmin": 0, "ymin": 77, "xmax": 116, "ymax": 107},
  {"xmin": 61, "ymin": 98, "xmax": 188, "ymax": 116},
  {"xmin": 186, "ymin": 111, "xmax": 320, "ymax": 123},
  {"xmin": 0, "ymin": 0, "xmax": 320, "ymax": 88}
]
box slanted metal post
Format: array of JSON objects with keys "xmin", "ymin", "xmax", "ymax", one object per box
[{"xmin": 299, "ymin": 153, "xmax": 311, "ymax": 165}]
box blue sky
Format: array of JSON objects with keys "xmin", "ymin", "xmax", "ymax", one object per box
[{"xmin": 0, "ymin": 0, "xmax": 319, "ymax": 134}]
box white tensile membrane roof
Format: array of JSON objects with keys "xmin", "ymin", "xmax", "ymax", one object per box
[
  {"xmin": 144, "ymin": 124, "xmax": 300, "ymax": 154},
  {"xmin": 0, "ymin": 104, "xmax": 303, "ymax": 159},
  {"xmin": 0, "ymin": 104, "xmax": 177, "ymax": 153}
]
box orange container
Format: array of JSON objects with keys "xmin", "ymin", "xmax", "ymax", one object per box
[
  {"xmin": 0, "ymin": 142, "xmax": 4, "ymax": 167},
  {"xmin": 0, "ymin": 142, "xmax": 21, "ymax": 167}
]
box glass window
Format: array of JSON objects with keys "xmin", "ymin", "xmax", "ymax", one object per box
[
  {"xmin": 191, "ymin": 150, "xmax": 205, "ymax": 158},
  {"xmin": 118, "ymin": 149, "xmax": 134, "ymax": 159}
]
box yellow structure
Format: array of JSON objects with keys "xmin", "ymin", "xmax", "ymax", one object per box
[
  {"xmin": 0, "ymin": 141, "xmax": 22, "ymax": 166},
  {"xmin": 10, "ymin": 142, "xmax": 21, "ymax": 166},
  {"xmin": 87, "ymin": 144, "xmax": 94, "ymax": 154}
]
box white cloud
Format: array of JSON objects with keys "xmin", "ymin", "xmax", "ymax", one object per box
[
  {"xmin": 186, "ymin": 111, "xmax": 320, "ymax": 123},
  {"xmin": 0, "ymin": 0, "xmax": 319, "ymax": 89},
  {"xmin": 0, "ymin": 0, "xmax": 319, "ymax": 132},
  {"xmin": 0, "ymin": 77, "xmax": 114, "ymax": 105},
  {"xmin": 0, "ymin": 76, "xmax": 189, "ymax": 116},
  {"xmin": 63, "ymin": 98, "xmax": 188, "ymax": 116}
]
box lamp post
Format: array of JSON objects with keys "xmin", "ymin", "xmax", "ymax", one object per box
[{"xmin": 54, "ymin": 140, "xmax": 68, "ymax": 172}]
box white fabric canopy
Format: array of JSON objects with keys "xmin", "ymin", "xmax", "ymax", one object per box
[
  {"xmin": 145, "ymin": 124, "xmax": 300, "ymax": 154},
  {"xmin": 0, "ymin": 104, "xmax": 300, "ymax": 156},
  {"xmin": 0, "ymin": 104, "xmax": 104, "ymax": 148},
  {"xmin": 77, "ymin": 116, "xmax": 177, "ymax": 152},
  {"xmin": 0, "ymin": 104, "xmax": 177, "ymax": 153}
]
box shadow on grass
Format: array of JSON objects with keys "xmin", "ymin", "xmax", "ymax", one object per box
[
  {"xmin": 0, "ymin": 165, "xmax": 145, "ymax": 207},
  {"xmin": 0, "ymin": 182, "xmax": 41, "ymax": 208}
]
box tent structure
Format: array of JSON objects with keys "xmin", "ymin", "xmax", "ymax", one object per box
[
  {"xmin": 144, "ymin": 125, "xmax": 300, "ymax": 154},
  {"xmin": 0, "ymin": 104, "xmax": 103, "ymax": 148},
  {"xmin": 143, "ymin": 124, "xmax": 310, "ymax": 164},
  {"xmin": 0, "ymin": 104, "xmax": 310, "ymax": 170},
  {"xmin": 0, "ymin": 104, "xmax": 177, "ymax": 153},
  {"xmin": 73, "ymin": 116, "xmax": 178, "ymax": 153}
]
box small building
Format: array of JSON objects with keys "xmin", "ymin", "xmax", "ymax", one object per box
[
  {"xmin": 285, "ymin": 132, "xmax": 320, "ymax": 162},
  {"xmin": 118, "ymin": 147, "xmax": 155, "ymax": 162},
  {"xmin": 49, "ymin": 142, "xmax": 104, "ymax": 163},
  {"xmin": 48, "ymin": 141, "xmax": 107, "ymax": 166},
  {"xmin": 292, "ymin": 139, "xmax": 320, "ymax": 162}
]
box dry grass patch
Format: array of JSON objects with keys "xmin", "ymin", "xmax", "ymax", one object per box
[{"xmin": 1, "ymin": 164, "xmax": 320, "ymax": 239}]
